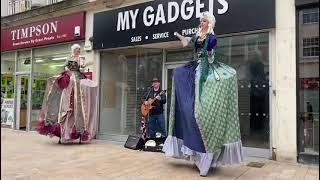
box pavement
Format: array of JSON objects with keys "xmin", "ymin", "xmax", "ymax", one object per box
[{"xmin": 1, "ymin": 128, "xmax": 319, "ymax": 180}]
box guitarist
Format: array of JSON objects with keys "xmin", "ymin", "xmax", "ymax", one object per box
[{"xmin": 143, "ymin": 77, "xmax": 167, "ymax": 138}]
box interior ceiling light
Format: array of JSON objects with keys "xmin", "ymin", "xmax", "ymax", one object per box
[{"xmin": 51, "ymin": 57, "xmax": 67, "ymax": 61}]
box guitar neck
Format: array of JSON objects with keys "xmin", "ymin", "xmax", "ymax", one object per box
[{"xmin": 149, "ymin": 91, "xmax": 165, "ymax": 103}]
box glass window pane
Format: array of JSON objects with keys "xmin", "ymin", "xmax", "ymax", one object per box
[
  {"xmin": 302, "ymin": 8, "xmax": 319, "ymax": 24},
  {"xmin": 17, "ymin": 50, "xmax": 31, "ymax": 72},
  {"xmin": 99, "ymin": 48, "xmax": 163, "ymax": 135},
  {"xmin": 166, "ymin": 48, "xmax": 193, "ymax": 63},
  {"xmin": 298, "ymin": 8, "xmax": 319, "ymax": 156},
  {"xmin": 1, "ymin": 53, "xmax": 15, "ymax": 102},
  {"xmin": 216, "ymin": 33, "xmax": 270, "ymax": 149}
]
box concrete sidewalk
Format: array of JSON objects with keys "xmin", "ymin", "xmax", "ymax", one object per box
[{"xmin": 1, "ymin": 128, "xmax": 319, "ymax": 180}]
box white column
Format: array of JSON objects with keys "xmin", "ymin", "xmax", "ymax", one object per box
[
  {"xmin": 271, "ymin": 0, "xmax": 297, "ymax": 162},
  {"xmin": 84, "ymin": 10, "xmax": 100, "ymax": 84}
]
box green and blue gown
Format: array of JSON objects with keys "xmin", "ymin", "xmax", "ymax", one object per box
[{"xmin": 162, "ymin": 33, "xmax": 243, "ymax": 176}]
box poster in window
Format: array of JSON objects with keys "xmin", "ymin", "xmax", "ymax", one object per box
[{"xmin": 1, "ymin": 98, "xmax": 14, "ymax": 128}]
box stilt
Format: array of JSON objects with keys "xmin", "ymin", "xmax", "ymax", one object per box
[{"xmin": 58, "ymin": 138, "xmax": 61, "ymax": 144}]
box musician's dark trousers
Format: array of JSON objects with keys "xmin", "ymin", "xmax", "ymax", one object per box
[{"xmin": 148, "ymin": 113, "xmax": 167, "ymax": 138}]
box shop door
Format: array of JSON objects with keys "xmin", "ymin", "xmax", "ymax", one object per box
[
  {"xmin": 15, "ymin": 74, "xmax": 31, "ymax": 131},
  {"xmin": 163, "ymin": 63, "xmax": 187, "ymax": 131}
]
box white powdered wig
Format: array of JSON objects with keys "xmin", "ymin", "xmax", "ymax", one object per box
[
  {"xmin": 71, "ymin": 44, "xmax": 81, "ymax": 56},
  {"xmin": 196, "ymin": 11, "xmax": 216, "ymax": 37}
]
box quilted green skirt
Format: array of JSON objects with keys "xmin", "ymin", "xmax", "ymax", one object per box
[{"xmin": 163, "ymin": 60, "xmax": 243, "ymax": 176}]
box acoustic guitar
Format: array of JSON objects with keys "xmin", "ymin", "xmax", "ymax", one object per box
[{"xmin": 141, "ymin": 90, "xmax": 167, "ymax": 116}]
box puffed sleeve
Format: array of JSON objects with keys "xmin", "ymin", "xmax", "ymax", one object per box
[
  {"xmin": 64, "ymin": 58, "xmax": 68, "ymax": 66},
  {"xmin": 190, "ymin": 35, "xmax": 197, "ymax": 46},
  {"xmin": 207, "ymin": 34, "xmax": 217, "ymax": 51}
]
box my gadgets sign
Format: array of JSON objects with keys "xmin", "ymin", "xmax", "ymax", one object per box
[{"xmin": 93, "ymin": 0, "xmax": 275, "ymax": 49}]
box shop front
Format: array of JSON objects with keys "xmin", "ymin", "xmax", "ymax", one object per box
[
  {"xmin": 93, "ymin": 0, "xmax": 275, "ymax": 158},
  {"xmin": 1, "ymin": 12, "xmax": 86, "ymax": 131},
  {"xmin": 296, "ymin": 0, "xmax": 319, "ymax": 164}
]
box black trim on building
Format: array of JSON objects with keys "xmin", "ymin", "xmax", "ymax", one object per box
[{"xmin": 93, "ymin": 0, "xmax": 275, "ymax": 50}]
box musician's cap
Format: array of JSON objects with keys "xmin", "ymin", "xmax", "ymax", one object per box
[{"xmin": 151, "ymin": 77, "xmax": 160, "ymax": 83}]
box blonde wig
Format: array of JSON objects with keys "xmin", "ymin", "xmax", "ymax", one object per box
[
  {"xmin": 196, "ymin": 11, "xmax": 216, "ymax": 37},
  {"xmin": 70, "ymin": 44, "xmax": 81, "ymax": 57}
]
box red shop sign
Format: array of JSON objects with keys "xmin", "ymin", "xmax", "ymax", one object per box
[
  {"xmin": 300, "ymin": 78, "xmax": 319, "ymax": 89},
  {"xmin": 1, "ymin": 12, "xmax": 85, "ymax": 52}
]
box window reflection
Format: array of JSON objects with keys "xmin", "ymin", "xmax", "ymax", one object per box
[
  {"xmin": 298, "ymin": 7, "xmax": 319, "ymax": 155},
  {"xmin": 99, "ymin": 48, "xmax": 163, "ymax": 135},
  {"xmin": 17, "ymin": 50, "xmax": 31, "ymax": 72}
]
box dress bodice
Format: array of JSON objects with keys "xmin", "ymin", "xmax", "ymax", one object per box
[
  {"xmin": 192, "ymin": 33, "xmax": 217, "ymax": 53},
  {"xmin": 65, "ymin": 60, "xmax": 87, "ymax": 79},
  {"xmin": 66, "ymin": 61, "xmax": 80, "ymax": 71}
]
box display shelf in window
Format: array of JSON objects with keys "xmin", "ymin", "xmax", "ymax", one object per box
[
  {"xmin": 1, "ymin": 74, "xmax": 15, "ymax": 98},
  {"xmin": 31, "ymin": 77, "xmax": 48, "ymax": 109}
]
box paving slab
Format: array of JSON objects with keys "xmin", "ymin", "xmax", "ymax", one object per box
[{"xmin": 1, "ymin": 128, "xmax": 319, "ymax": 180}]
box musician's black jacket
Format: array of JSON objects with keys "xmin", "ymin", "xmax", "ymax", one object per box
[{"xmin": 142, "ymin": 88, "xmax": 167, "ymax": 115}]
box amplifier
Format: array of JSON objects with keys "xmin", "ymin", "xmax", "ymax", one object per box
[{"xmin": 124, "ymin": 135, "xmax": 145, "ymax": 150}]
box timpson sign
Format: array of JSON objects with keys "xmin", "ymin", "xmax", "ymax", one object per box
[
  {"xmin": 10, "ymin": 21, "xmax": 59, "ymax": 41},
  {"xmin": 93, "ymin": 0, "xmax": 275, "ymax": 49},
  {"xmin": 1, "ymin": 12, "xmax": 85, "ymax": 52}
]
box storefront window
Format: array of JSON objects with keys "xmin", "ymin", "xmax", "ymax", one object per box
[
  {"xmin": 166, "ymin": 32, "xmax": 270, "ymax": 149},
  {"xmin": 99, "ymin": 48, "xmax": 163, "ymax": 135},
  {"xmin": 166, "ymin": 49, "xmax": 193, "ymax": 63},
  {"xmin": 1, "ymin": 52, "xmax": 15, "ymax": 99},
  {"xmin": 17, "ymin": 50, "xmax": 31, "ymax": 72},
  {"xmin": 30, "ymin": 43, "xmax": 84, "ymax": 130},
  {"xmin": 99, "ymin": 32, "xmax": 270, "ymax": 149},
  {"xmin": 220, "ymin": 33, "xmax": 270, "ymax": 149},
  {"xmin": 1, "ymin": 52, "xmax": 15, "ymax": 127},
  {"xmin": 298, "ymin": 7, "xmax": 319, "ymax": 158}
]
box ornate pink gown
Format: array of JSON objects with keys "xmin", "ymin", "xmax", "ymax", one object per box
[{"xmin": 37, "ymin": 60, "xmax": 98, "ymax": 143}]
